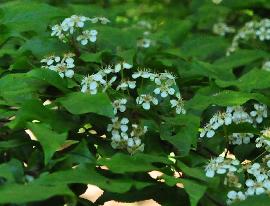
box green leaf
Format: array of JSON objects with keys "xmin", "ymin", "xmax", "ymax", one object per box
[
  {"xmin": 35, "ymin": 164, "xmax": 143, "ymax": 193},
  {"xmin": 181, "ymin": 179, "xmax": 207, "ymax": 206},
  {"xmin": 27, "ymin": 123, "xmax": 67, "ymax": 165},
  {"xmin": 0, "ymin": 183, "xmax": 73, "ymax": 204},
  {"xmin": 20, "ymin": 37, "xmax": 69, "ymax": 58},
  {"xmin": 58, "ymin": 92, "xmax": 114, "ymax": 117},
  {"xmin": 180, "ymin": 35, "xmax": 229, "ymax": 60},
  {"xmin": 8, "ymin": 99, "xmax": 71, "ymax": 132},
  {"xmin": 177, "ymin": 161, "xmax": 208, "ymax": 182},
  {"xmin": 0, "ymin": 159, "xmax": 24, "ymax": 183},
  {"xmin": 0, "ymin": 1, "xmax": 64, "ymax": 33},
  {"xmin": 187, "ymin": 90, "xmax": 270, "ymax": 112},
  {"xmin": 80, "ymin": 52, "xmax": 104, "ymax": 63},
  {"xmin": 161, "ymin": 115, "xmax": 200, "ymax": 156},
  {"xmin": 213, "ymin": 50, "xmax": 268, "ymax": 69},
  {"xmin": 216, "ymin": 69, "xmax": 270, "ymax": 92},
  {"xmin": 27, "ymin": 69, "xmax": 69, "ymax": 93},
  {"xmin": 0, "ymin": 74, "xmax": 42, "ymax": 105},
  {"xmin": 98, "ymin": 153, "xmax": 171, "ymax": 173},
  {"xmin": 117, "ymin": 49, "xmax": 135, "ymax": 64}
]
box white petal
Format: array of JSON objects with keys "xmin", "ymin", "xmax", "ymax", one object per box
[
  {"xmin": 153, "ymin": 88, "xmax": 160, "ymax": 94},
  {"xmin": 65, "ymin": 69, "xmax": 74, "ymax": 78},
  {"xmin": 89, "ymin": 35, "xmax": 97, "ymax": 42},
  {"xmin": 81, "ymin": 39, "xmax": 88, "ymax": 45},
  {"xmin": 206, "ymin": 130, "xmax": 215, "ymax": 138},
  {"xmin": 142, "ymin": 102, "xmax": 150, "ymax": 110},
  {"xmin": 121, "ymin": 125, "xmax": 128, "ymax": 132},
  {"xmin": 227, "ymin": 191, "xmax": 237, "ymax": 199},
  {"xmin": 161, "ymin": 91, "xmax": 168, "ymax": 98},
  {"xmin": 168, "ymin": 88, "xmax": 175, "ymax": 95},
  {"xmin": 114, "ymin": 64, "xmax": 122, "ymax": 73},
  {"xmin": 89, "ymin": 81, "xmax": 98, "ymax": 90},
  {"xmin": 206, "ymin": 169, "xmax": 215, "ymax": 178},
  {"xmin": 123, "ymin": 62, "xmax": 132, "ymax": 69}
]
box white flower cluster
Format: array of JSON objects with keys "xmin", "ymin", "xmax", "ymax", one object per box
[
  {"xmin": 250, "ymin": 104, "xmax": 268, "ymax": 123},
  {"xmin": 226, "ymin": 159, "xmax": 270, "ymax": 204},
  {"xmin": 40, "ymin": 53, "xmax": 75, "ymax": 78},
  {"xmin": 79, "ymin": 63, "xmax": 185, "ymax": 153},
  {"xmin": 202, "ymin": 103, "xmax": 270, "ymax": 204},
  {"xmin": 81, "ymin": 62, "xmax": 132, "ymax": 94},
  {"xmin": 133, "ymin": 69, "xmax": 185, "ymax": 114},
  {"xmin": 227, "ymin": 19, "xmax": 270, "ymax": 55},
  {"xmin": 226, "ymin": 191, "xmax": 246, "ymax": 204},
  {"xmin": 51, "ymin": 15, "xmax": 109, "ymax": 44},
  {"xmin": 205, "ymin": 156, "xmax": 240, "ymax": 178},
  {"xmin": 255, "ymin": 128, "xmax": 270, "ymax": 150},
  {"xmin": 112, "ymin": 99, "xmax": 127, "ymax": 115},
  {"xmin": 200, "ymin": 104, "xmax": 267, "ymax": 139},
  {"xmin": 229, "ymin": 133, "xmax": 254, "ymax": 145},
  {"xmin": 213, "ymin": 22, "xmax": 235, "ymax": 36},
  {"xmin": 107, "ymin": 117, "xmax": 146, "ymax": 154}
]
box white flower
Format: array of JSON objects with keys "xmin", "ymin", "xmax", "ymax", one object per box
[
  {"xmin": 245, "ymin": 177, "xmax": 270, "ymax": 196},
  {"xmin": 51, "ymin": 15, "xmax": 109, "ymax": 42},
  {"xmin": 51, "ymin": 24, "xmax": 63, "ymax": 37},
  {"xmin": 130, "ymin": 124, "xmax": 148, "ymax": 138},
  {"xmin": 116, "ymin": 80, "xmax": 136, "ymax": 90},
  {"xmin": 107, "ymin": 117, "xmax": 129, "ymax": 134},
  {"xmin": 170, "ymin": 93, "xmax": 186, "ymax": 115},
  {"xmin": 200, "ymin": 124, "xmax": 215, "ymax": 138},
  {"xmin": 210, "ymin": 111, "xmax": 233, "ymax": 129},
  {"xmin": 153, "ymin": 72, "xmax": 176, "ymax": 98},
  {"xmin": 99, "ymin": 65, "xmax": 114, "ymax": 75},
  {"xmin": 132, "ymin": 69, "xmax": 156, "ymax": 79},
  {"xmin": 227, "ymin": 19, "xmax": 270, "ymax": 55},
  {"xmin": 77, "ymin": 30, "xmax": 98, "ymax": 45},
  {"xmin": 40, "ymin": 55, "xmax": 60, "ymax": 65},
  {"xmin": 114, "ymin": 62, "xmax": 133, "ymax": 73},
  {"xmin": 81, "ymin": 73, "xmax": 106, "ymax": 94},
  {"xmin": 136, "ymin": 94, "xmax": 158, "ymax": 110},
  {"xmin": 112, "ymin": 99, "xmax": 127, "ymax": 114},
  {"xmin": 226, "ymin": 106, "xmax": 252, "ymax": 124},
  {"xmin": 250, "ymin": 104, "xmax": 267, "ymax": 123},
  {"xmin": 123, "ymin": 62, "xmax": 133, "ymax": 69},
  {"xmin": 255, "ymin": 19, "xmax": 270, "ymax": 41},
  {"xmin": 41, "ymin": 53, "xmax": 75, "ymax": 78},
  {"xmin": 229, "ymin": 133, "xmax": 254, "ymax": 145},
  {"xmin": 61, "ymin": 15, "xmax": 88, "ymax": 34},
  {"xmin": 227, "ymin": 191, "xmax": 246, "ymax": 204},
  {"xmin": 205, "ymin": 157, "xmax": 239, "ymax": 178},
  {"xmin": 153, "ymin": 82, "xmax": 175, "ymax": 98},
  {"xmin": 255, "ymin": 128, "xmax": 270, "ymax": 149}
]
